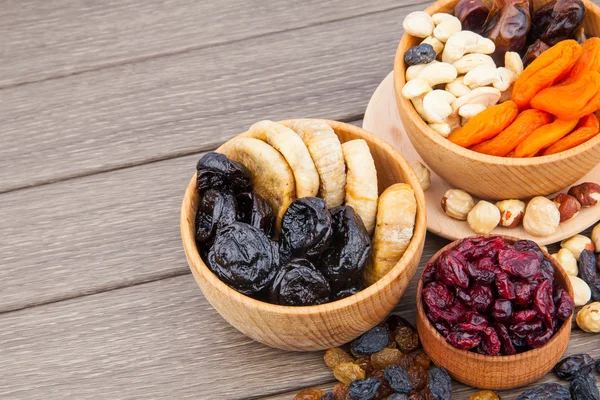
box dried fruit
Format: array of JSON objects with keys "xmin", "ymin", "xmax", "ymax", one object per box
[
  {"xmin": 467, "ymin": 201, "xmax": 501, "ymax": 235},
  {"xmin": 395, "ymin": 326, "xmax": 420, "ymax": 353},
  {"xmin": 269, "ymin": 258, "xmax": 330, "ymax": 306},
  {"xmin": 511, "ymin": 40, "xmax": 582, "ymax": 110},
  {"xmin": 576, "ymin": 302, "xmax": 600, "ymax": 332},
  {"xmin": 354, "ymin": 356, "xmax": 374, "ymax": 376},
  {"xmin": 482, "ymin": 0, "xmax": 531, "ymax": 63},
  {"xmin": 514, "ymin": 280, "xmax": 537, "ymax": 307},
  {"xmin": 562, "ymin": 234, "xmax": 595, "ymax": 259},
  {"xmin": 522, "ymin": 39, "xmax": 551, "ymax": 67},
  {"xmin": 468, "ymin": 257, "xmax": 498, "ymax": 284},
  {"xmin": 236, "ymin": 191, "xmax": 274, "ymax": 236},
  {"xmin": 423, "ymin": 282, "xmax": 455, "ymax": 310},
  {"xmin": 384, "ymin": 364, "xmax": 413, "ymax": 394},
  {"xmin": 334, "ymin": 362, "xmax": 366, "ymax": 385},
  {"xmin": 529, "ymin": 0, "xmax": 585, "ymax": 45},
  {"xmin": 522, "ymin": 196, "xmax": 561, "ymax": 237},
  {"xmin": 294, "ymin": 388, "xmax": 326, "ymax": 400},
  {"xmin": 469, "ymin": 390, "xmax": 500, "ymax": 400},
  {"xmin": 569, "ymin": 182, "xmax": 600, "ymax": 208},
  {"xmin": 470, "ymin": 283, "xmax": 494, "ymax": 313},
  {"xmin": 352, "ymin": 327, "xmax": 390, "ymax": 356},
  {"xmin": 413, "ymin": 352, "xmax": 431, "ymax": 370},
  {"xmin": 280, "ymin": 197, "xmax": 333, "ymax": 259},
  {"xmin": 563, "ymin": 37, "xmax": 600, "ymax": 82},
  {"xmin": 554, "ymin": 288, "xmax": 575, "ymax": 321},
  {"xmin": 408, "ymin": 364, "xmax": 428, "ymax": 391},
  {"xmin": 570, "ymin": 276, "xmax": 592, "ymax": 306},
  {"xmin": 389, "ymin": 394, "xmax": 410, "ymax": 400},
  {"xmin": 579, "ymin": 249, "xmax": 598, "ymax": 285},
  {"xmin": 196, "ymin": 152, "xmax": 252, "ymax": 195},
  {"xmin": 371, "ymin": 348, "xmax": 403, "ymax": 370},
  {"xmin": 447, "ymin": 329, "xmax": 482, "ymax": 349},
  {"xmin": 570, "ymin": 373, "xmax": 599, "ymax": 400},
  {"xmin": 494, "ymin": 322, "xmax": 516, "ymax": 355},
  {"xmin": 553, "ymin": 193, "xmax": 582, "ymax": 223},
  {"xmin": 492, "ymin": 299, "xmax": 513, "ymax": 322},
  {"xmin": 498, "ymin": 247, "xmax": 541, "ymax": 278},
  {"xmin": 348, "ymin": 378, "xmax": 381, "ymax": 400},
  {"xmin": 495, "ymin": 272, "xmax": 516, "ymax": 300},
  {"xmin": 324, "ymin": 348, "xmax": 355, "ymax": 369},
  {"xmin": 436, "ymin": 250, "xmax": 470, "ymax": 289},
  {"xmin": 534, "ymin": 280, "xmax": 555, "ymax": 325},
  {"xmin": 516, "ymin": 382, "xmax": 571, "ymax": 399},
  {"xmin": 441, "ymin": 189, "xmax": 475, "ymax": 220},
  {"xmin": 428, "ymin": 368, "xmax": 451, "ymax": 400},
  {"xmin": 455, "ymin": 0, "xmax": 490, "ymax": 34},
  {"xmin": 196, "ymin": 190, "xmax": 238, "ymax": 243},
  {"xmin": 543, "ymin": 113, "xmax": 600, "ymax": 155},
  {"xmin": 322, "ymin": 393, "xmax": 334, "ymax": 400},
  {"xmin": 515, "ymin": 118, "xmax": 580, "ymax": 158},
  {"xmin": 448, "ymin": 101, "xmax": 519, "ymax": 147},
  {"xmin": 333, "ymin": 383, "xmax": 349, "ymax": 400},
  {"xmin": 405, "ymin": 44, "xmax": 437, "ymax": 66},
  {"xmin": 553, "ymin": 353, "xmax": 595, "ymax": 380}
]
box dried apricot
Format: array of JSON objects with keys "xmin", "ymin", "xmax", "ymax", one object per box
[
  {"xmin": 563, "ymin": 37, "xmax": 600, "ymax": 83},
  {"xmin": 514, "ymin": 118, "xmax": 579, "ymax": 157},
  {"xmin": 543, "ymin": 113, "xmax": 600, "ymax": 155}
]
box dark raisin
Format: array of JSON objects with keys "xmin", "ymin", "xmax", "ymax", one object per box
[
  {"xmin": 354, "ymin": 356, "xmax": 374, "ymax": 376},
  {"xmin": 492, "ymin": 299, "xmax": 513, "ymax": 322},
  {"xmin": 478, "ymin": 326, "xmax": 501, "ymax": 355},
  {"xmin": 404, "ymin": 44, "xmax": 436, "ymax": 66},
  {"xmin": 348, "ymin": 378, "xmax": 381, "ymax": 400},
  {"xmin": 269, "ymin": 258, "xmax": 330, "ymax": 306},
  {"xmin": 423, "ymin": 282, "xmax": 455, "ymax": 310},
  {"xmin": 596, "ymin": 359, "xmax": 600, "ymax": 374},
  {"xmin": 352, "ymin": 327, "xmax": 390, "ymax": 356},
  {"xmin": 591, "ymin": 281, "xmax": 600, "ymax": 302},
  {"xmin": 436, "ymin": 250, "xmax": 470, "ymax": 289},
  {"xmin": 333, "ymin": 383, "xmax": 349, "ymax": 400},
  {"xmin": 384, "ymin": 364, "xmax": 413, "ymax": 394},
  {"xmin": 578, "ymin": 249, "xmax": 598, "ymax": 285},
  {"xmin": 570, "ymin": 372, "xmax": 599, "ymax": 400},
  {"xmin": 395, "ymin": 326, "xmax": 420, "ymax": 353},
  {"xmin": 235, "ymin": 191, "xmax": 274, "ymax": 236},
  {"xmin": 368, "ymin": 368, "xmax": 394, "ymax": 400},
  {"xmin": 470, "ymin": 283, "xmax": 494, "ymax": 314},
  {"xmin": 408, "ymin": 364, "xmax": 428, "ymax": 391},
  {"xmin": 280, "ymin": 197, "xmax": 332, "ymax": 258},
  {"xmin": 428, "ymin": 367, "xmax": 452, "ymax": 400},
  {"xmin": 196, "ymin": 152, "xmax": 252, "ymax": 195},
  {"xmin": 446, "ymin": 329, "xmax": 481, "ymax": 349},
  {"xmin": 533, "ymin": 280, "xmax": 555, "ymax": 326},
  {"xmin": 554, "ymin": 288, "xmax": 575, "ymax": 321},
  {"xmin": 554, "ymin": 354, "xmax": 595, "ymax": 380},
  {"xmin": 468, "ymin": 257, "xmax": 498, "ymax": 284},
  {"xmin": 414, "ymin": 351, "xmax": 431, "ymax": 370},
  {"xmin": 498, "ymin": 248, "xmax": 541, "ymax": 279},
  {"xmin": 516, "ymin": 383, "xmax": 571, "ymax": 400},
  {"xmin": 494, "ymin": 322, "xmax": 516, "ymax": 355}
]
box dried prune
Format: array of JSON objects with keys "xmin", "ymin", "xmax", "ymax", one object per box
[
  {"xmin": 348, "ymin": 378, "xmax": 381, "ymax": 400},
  {"xmin": 455, "ymin": 0, "xmax": 490, "ymax": 34},
  {"xmin": 511, "ymin": 309, "xmax": 538, "ymax": 323},
  {"xmin": 492, "ymin": 299, "xmax": 513, "ymax": 322},
  {"xmin": 498, "ymin": 248, "xmax": 541, "ymax": 279},
  {"xmin": 404, "ymin": 44, "xmax": 436, "ymax": 66},
  {"xmin": 578, "ymin": 249, "xmax": 598, "ymax": 285},
  {"xmin": 384, "ymin": 364, "xmax": 413, "ymax": 394},
  {"xmin": 457, "ymin": 311, "xmax": 489, "ymax": 332},
  {"xmin": 436, "ymin": 250, "xmax": 470, "ymax": 289},
  {"xmin": 533, "ymin": 0, "xmax": 585, "ymax": 45},
  {"xmin": 294, "ymin": 388, "xmax": 325, "ymax": 400},
  {"xmin": 428, "ymin": 367, "xmax": 452, "ymax": 400},
  {"xmin": 596, "ymin": 359, "xmax": 600, "ymax": 373},
  {"xmin": 333, "ymin": 286, "xmax": 361, "ymax": 301},
  {"xmin": 523, "ymin": 39, "xmax": 551, "ymax": 67},
  {"xmin": 196, "ymin": 152, "xmax": 252, "ymax": 195},
  {"xmin": 280, "ymin": 197, "xmax": 332, "ymax": 258},
  {"xmin": 352, "ymin": 327, "xmax": 390, "ymax": 356},
  {"xmin": 570, "ymin": 372, "xmax": 599, "ymax": 400},
  {"xmin": 422, "ymin": 262, "xmax": 437, "ymax": 284},
  {"xmin": 446, "ymin": 329, "xmax": 481, "ymax": 349},
  {"xmin": 207, "ymin": 222, "xmax": 277, "ymax": 295},
  {"xmin": 395, "ymin": 326, "xmax": 420, "ymax": 353},
  {"xmin": 494, "ymin": 322, "xmax": 516, "ymax": 355},
  {"xmin": 509, "ymin": 319, "xmax": 543, "ymax": 338},
  {"xmin": 269, "ymin": 259, "xmax": 330, "ymax": 306},
  {"xmin": 468, "ymin": 257, "xmax": 498, "ymax": 284},
  {"xmin": 516, "ymin": 382, "xmax": 571, "ymax": 399},
  {"xmin": 334, "ymin": 362, "xmax": 366, "ymax": 385},
  {"xmin": 195, "ymin": 190, "xmax": 238, "ymax": 243},
  {"xmin": 235, "ymin": 192, "xmax": 274, "ymax": 236},
  {"xmin": 408, "ymin": 364, "xmax": 428, "ymax": 391},
  {"xmin": 371, "ymin": 348, "xmax": 403, "ymax": 370},
  {"xmin": 471, "ymin": 283, "xmax": 494, "ymax": 313},
  {"xmin": 333, "ymin": 383, "xmax": 349, "ymax": 400},
  {"xmin": 478, "ymin": 326, "xmax": 501, "ymax": 355},
  {"xmin": 320, "ymin": 206, "xmax": 371, "ymax": 291},
  {"xmin": 324, "ymin": 348, "xmax": 355, "ymax": 369},
  {"xmin": 482, "ymin": 0, "xmax": 532, "ymax": 63},
  {"xmin": 554, "ymin": 354, "xmax": 595, "ymax": 380},
  {"xmin": 591, "ymin": 281, "xmax": 600, "ymax": 302},
  {"xmin": 533, "ymin": 280, "xmax": 555, "ymax": 325},
  {"xmin": 554, "ymin": 288, "xmax": 575, "ymax": 321},
  {"xmin": 423, "ymin": 282, "xmax": 455, "ymax": 310},
  {"xmin": 526, "ymin": 327, "xmax": 553, "ymax": 348},
  {"xmin": 496, "ymin": 272, "xmax": 516, "ymax": 300}
]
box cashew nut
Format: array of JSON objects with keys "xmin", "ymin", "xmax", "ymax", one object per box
[
  {"xmin": 452, "ymin": 53, "xmax": 496, "ymax": 74},
  {"xmin": 403, "ymin": 12, "xmax": 435, "ymax": 38},
  {"xmin": 451, "ymin": 87, "xmax": 501, "ymax": 114},
  {"xmin": 504, "ymin": 51, "xmax": 523, "ymax": 76},
  {"xmin": 429, "ymin": 123, "xmax": 452, "ymax": 137},
  {"xmin": 458, "ymin": 103, "xmax": 486, "ymax": 119},
  {"xmin": 493, "ymin": 67, "xmax": 517, "ymax": 91},
  {"xmin": 421, "ymin": 37, "xmax": 444, "ymax": 56},
  {"xmin": 423, "ymin": 90, "xmax": 456, "ymax": 123},
  {"xmin": 432, "ymin": 13, "xmax": 462, "ymax": 43},
  {"xmin": 461, "ymin": 116, "xmax": 471, "ymax": 126},
  {"xmin": 417, "ymin": 62, "xmax": 458, "ymax": 86},
  {"xmin": 405, "ymin": 60, "xmax": 438, "ymax": 81},
  {"xmin": 500, "ymin": 85, "xmax": 513, "ymax": 103},
  {"xmin": 411, "ymin": 96, "xmax": 426, "ymax": 115},
  {"xmin": 447, "ymin": 113, "xmax": 461, "ymax": 130},
  {"xmin": 442, "ymin": 31, "xmax": 495, "ymax": 63},
  {"xmin": 463, "ymin": 65, "xmax": 501, "ymax": 89},
  {"xmin": 445, "ymin": 76, "xmax": 471, "ymax": 97},
  {"xmin": 402, "ymin": 77, "xmax": 432, "ymax": 99}
]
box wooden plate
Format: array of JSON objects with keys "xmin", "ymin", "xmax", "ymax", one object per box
[{"xmin": 363, "ymin": 71, "xmax": 600, "ymax": 245}]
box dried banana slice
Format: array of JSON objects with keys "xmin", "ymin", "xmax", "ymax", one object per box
[
  {"xmin": 247, "ymin": 120, "xmax": 319, "ymax": 198},
  {"xmin": 365, "ymin": 183, "xmax": 417, "ymax": 286},
  {"xmin": 220, "ymin": 137, "xmax": 296, "ymax": 230},
  {"xmin": 341, "ymin": 139, "xmax": 378, "ymax": 234},
  {"xmin": 284, "ymin": 119, "xmax": 346, "ymax": 207}
]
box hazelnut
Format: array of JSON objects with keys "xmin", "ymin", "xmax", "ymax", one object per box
[
  {"xmin": 467, "ymin": 200, "xmax": 501, "ymax": 234},
  {"xmin": 568, "ymin": 182, "xmax": 600, "ymax": 208},
  {"xmin": 522, "ymin": 196, "xmax": 560, "ymax": 237},
  {"xmin": 441, "ymin": 189, "xmax": 474, "ymax": 220},
  {"xmin": 411, "ymin": 161, "xmax": 431, "ymax": 191},
  {"xmin": 553, "ymin": 193, "xmax": 581, "ymax": 222},
  {"xmin": 561, "ymin": 234, "xmax": 595, "ymax": 259},
  {"xmin": 569, "ymin": 276, "xmax": 592, "ymax": 306},
  {"xmin": 495, "ymin": 199, "xmax": 525, "ymax": 228},
  {"xmin": 592, "ymin": 223, "xmax": 600, "ymax": 251},
  {"xmin": 576, "ymin": 302, "xmax": 600, "ymax": 333},
  {"xmin": 551, "ymin": 248, "xmax": 578, "ymax": 276}
]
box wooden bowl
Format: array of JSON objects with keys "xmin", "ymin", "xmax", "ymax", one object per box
[
  {"xmin": 394, "ymin": 0, "xmax": 600, "ymax": 201},
  {"xmin": 180, "ymin": 120, "xmax": 427, "ymax": 351},
  {"xmin": 416, "ymin": 235, "xmax": 574, "ymax": 390}
]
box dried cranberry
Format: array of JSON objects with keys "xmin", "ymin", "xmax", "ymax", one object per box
[
  {"xmin": 468, "ymin": 257, "xmax": 498, "ymax": 284},
  {"xmin": 436, "ymin": 250, "xmax": 470, "ymax": 289},
  {"xmin": 526, "ymin": 327, "xmax": 553, "ymax": 348},
  {"xmin": 534, "ymin": 280, "xmax": 555, "ymax": 326},
  {"xmin": 514, "ymin": 280, "xmax": 538, "ymax": 307},
  {"xmin": 456, "ymin": 236, "xmax": 505, "ymax": 260},
  {"xmin": 478, "ymin": 326, "xmax": 501, "ymax": 355},
  {"xmin": 510, "ymin": 334, "xmax": 527, "ymax": 350},
  {"xmin": 511, "ymin": 309, "xmax": 538, "ymax": 323},
  {"xmin": 494, "ymin": 323, "xmax": 516, "ymax": 355},
  {"xmin": 495, "ymin": 273, "xmax": 516, "ymax": 300},
  {"xmin": 455, "ymin": 287, "xmax": 473, "ymax": 308},
  {"xmin": 433, "ymin": 320, "xmax": 451, "ymax": 337},
  {"xmin": 554, "ymin": 288, "xmax": 575, "ymax": 322},
  {"xmin": 470, "ymin": 283, "xmax": 494, "ymax": 314},
  {"xmin": 422, "ymin": 282, "xmax": 455, "ymax": 310},
  {"xmin": 428, "ymin": 301, "xmax": 468, "ymax": 323},
  {"xmin": 456, "ymin": 311, "xmax": 489, "ymax": 332},
  {"xmin": 422, "ymin": 262, "xmax": 436, "ymax": 284},
  {"xmin": 492, "ymin": 299, "xmax": 513, "ymax": 322},
  {"xmin": 498, "ymin": 249, "xmax": 541, "ymax": 279},
  {"xmin": 540, "ymin": 258, "xmax": 555, "ymax": 282},
  {"xmin": 513, "ymin": 240, "xmax": 544, "ymax": 260},
  {"xmin": 446, "ymin": 329, "xmax": 481, "ymax": 349},
  {"xmin": 510, "ymin": 319, "xmax": 543, "ymax": 338}
]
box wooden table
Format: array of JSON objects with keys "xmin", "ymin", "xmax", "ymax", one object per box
[{"xmin": 1, "ymin": 1, "xmax": 599, "ymax": 398}]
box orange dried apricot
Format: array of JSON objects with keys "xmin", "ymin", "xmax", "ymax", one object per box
[
  {"xmin": 543, "ymin": 114, "xmax": 600, "ymax": 155},
  {"xmin": 562, "ymin": 37, "xmax": 600, "ymax": 83},
  {"xmin": 514, "ymin": 118, "xmax": 579, "ymax": 157}
]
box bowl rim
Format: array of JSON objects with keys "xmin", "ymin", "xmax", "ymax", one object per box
[
  {"xmin": 415, "ymin": 234, "xmax": 574, "ymax": 363},
  {"xmin": 180, "ymin": 119, "xmax": 428, "ymax": 316},
  {"xmin": 393, "ymin": 0, "xmax": 600, "ymax": 167}
]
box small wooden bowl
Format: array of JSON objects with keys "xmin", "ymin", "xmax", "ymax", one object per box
[
  {"xmin": 416, "ymin": 235, "xmax": 574, "ymax": 390},
  {"xmin": 394, "ymin": 0, "xmax": 600, "ymax": 200},
  {"xmin": 181, "ymin": 120, "xmax": 427, "ymax": 351}
]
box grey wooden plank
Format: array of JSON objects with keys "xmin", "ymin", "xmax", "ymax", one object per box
[
  {"xmin": 0, "ymin": 4, "xmax": 427, "ymax": 193},
  {"xmin": 0, "ymin": 0, "xmax": 422, "ymax": 88}
]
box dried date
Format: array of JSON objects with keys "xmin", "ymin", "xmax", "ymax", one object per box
[
  {"xmin": 455, "ymin": 0, "xmax": 490, "ymax": 34},
  {"xmin": 530, "ymin": 0, "xmax": 585, "ymax": 45},
  {"xmin": 522, "ymin": 39, "xmax": 551, "ymax": 67},
  {"xmin": 482, "ymin": 0, "xmax": 532, "ymax": 64}
]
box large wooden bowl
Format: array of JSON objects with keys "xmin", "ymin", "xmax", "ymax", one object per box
[
  {"xmin": 416, "ymin": 235, "xmax": 574, "ymax": 390},
  {"xmin": 181, "ymin": 120, "xmax": 427, "ymax": 351},
  {"xmin": 394, "ymin": 0, "xmax": 600, "ymax": 200}
]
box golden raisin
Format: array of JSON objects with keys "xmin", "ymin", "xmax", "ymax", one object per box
[
  {"xmin": 324, "ymin": 348, "xmax": 354, "ymax": 370},
  {"xmin": 333, "ymin": 382, "xmax": 349, "ymax": 400},
  {"xmin": 370, "ymin": 348, "xmax": 403, "ymax": 370},
  {"xmin": 413, "ymin": 351, "xmax": 431, "ymax": 370},
  {"xmin": 469, "ymin": 390, "xmax": 501, "ymax": 400},
  {"xmin": 294, "ymin": 388, "xmax": 325, "ymax": 400},
  {"xmin": 333, "ymin": 362, "xmax": 366, "ymax": 385},
  {"xmin": 408, "ymin": 364, "xmax": 429, "ymax": 391},
  {"xmin": 395, "ymin": 326, "xmax": 420, "ymax": 353}
]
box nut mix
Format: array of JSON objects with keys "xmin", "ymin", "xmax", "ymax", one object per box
[
  {"xmin": 294, "ymin": 315, "xmax": 453, "ymax": 400},
  {"xmin": 422, "ymin": 236, "xmax": 574, "ymax": 355},
  {"xmin": 193, "ymin": 120, "xmax": 418, "ymax": 306}
]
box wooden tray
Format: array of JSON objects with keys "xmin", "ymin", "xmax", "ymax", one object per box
[{"xmin": 363, "ymin": 71, "xmax": 600, "ymax": 245}]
